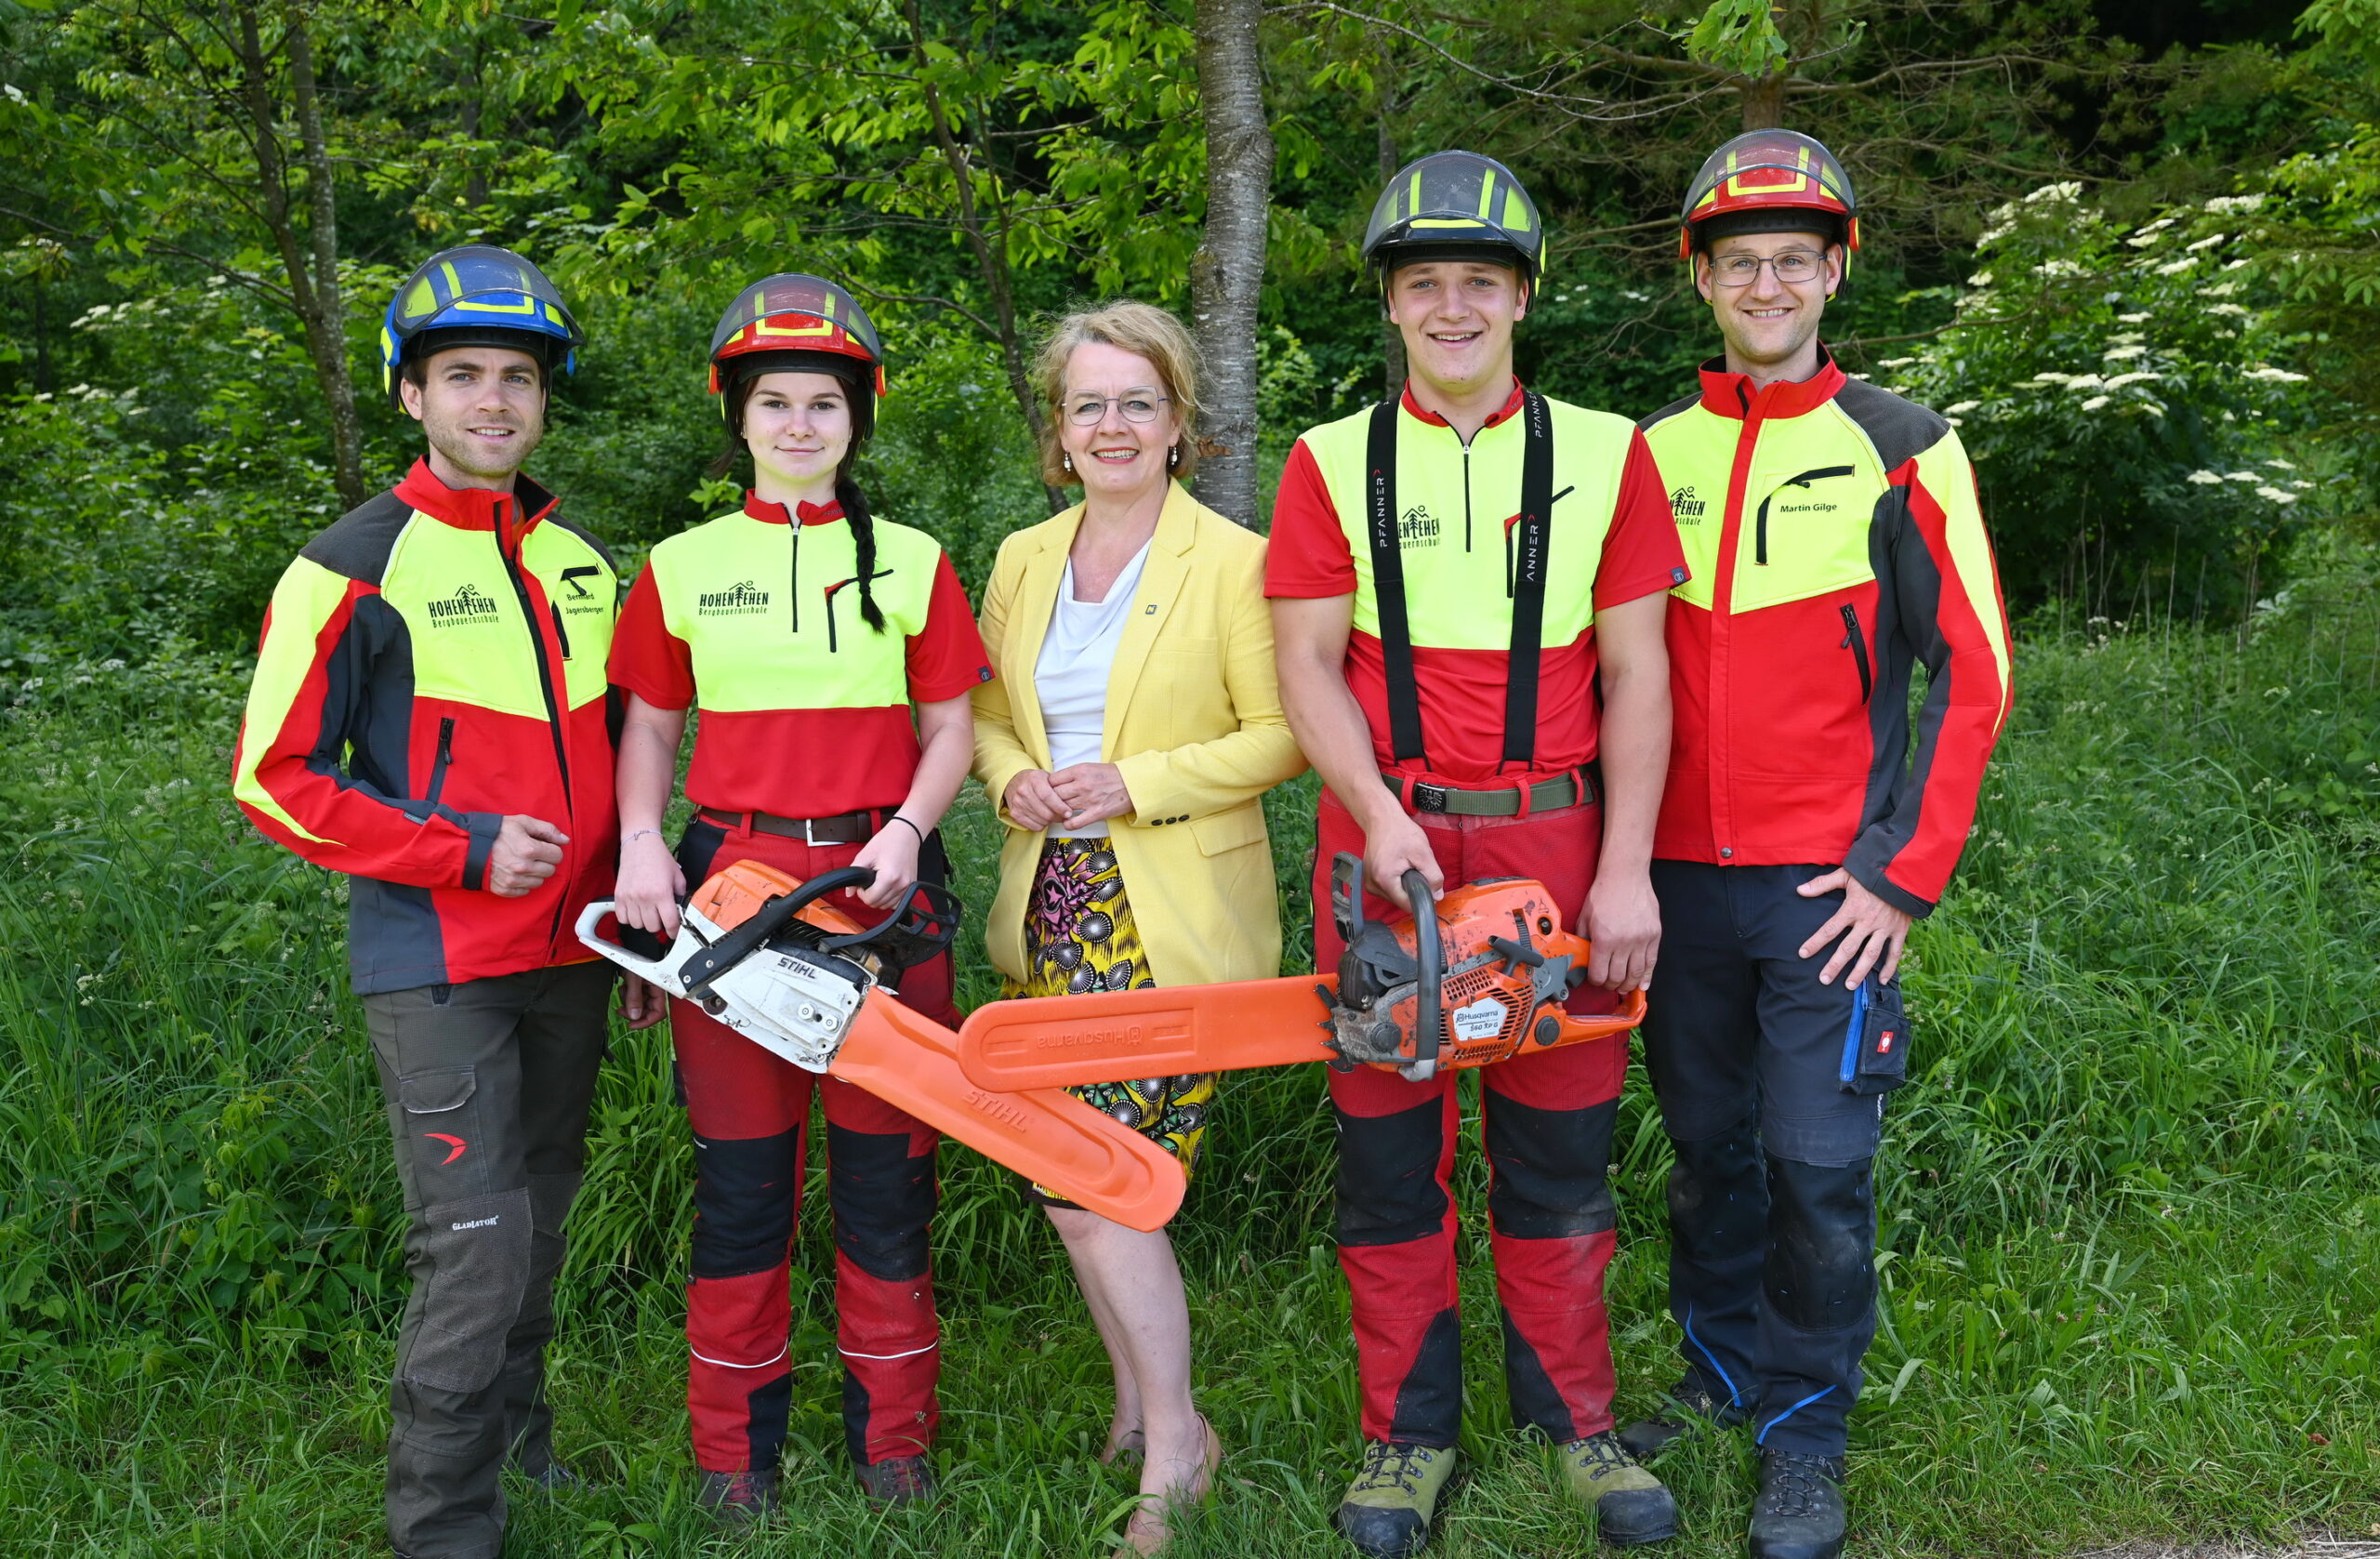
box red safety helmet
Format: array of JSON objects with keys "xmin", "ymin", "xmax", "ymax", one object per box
[
  {"xmin": 1678, "ymin": 130, "xmax": 1859, "ymax": 263},
  {"xmin": 707, "ymin": 274, "xmax": 885, "ymax": 427}
]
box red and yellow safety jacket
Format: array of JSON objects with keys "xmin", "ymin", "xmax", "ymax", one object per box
[
  {"xmin": 1640, "ymin": 350, "xmax": 2012, "ymax": 914},
  {"xmin": 231, "ymin": 459, "xmax": 621, "ymax": 993}
]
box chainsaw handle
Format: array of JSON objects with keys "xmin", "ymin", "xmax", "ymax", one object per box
[
  {"xmin": 573, "ymin": 899, "xmax": 685, "ymax": 993},
  {"xmin": 675, "ymin": 865, "xmax": 876, "ymax": 997},
  {"xmin": 1404, "ymin": 868, "xmax": 1443, "ymax": 1077}
]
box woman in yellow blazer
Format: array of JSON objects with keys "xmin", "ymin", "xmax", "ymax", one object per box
[{"xmin": 973, "ymin": 301, "xmax": 1305, "ymax": 1552}]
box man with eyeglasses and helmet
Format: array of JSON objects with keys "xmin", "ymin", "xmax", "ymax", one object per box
[
  {"xmin": 1625, "ymin": 130, "xmax": 2013, "ymax": 1559},
  {"xmin": 1269, "ymin": 150, "xmax": 1688, "ymax": 1556}
]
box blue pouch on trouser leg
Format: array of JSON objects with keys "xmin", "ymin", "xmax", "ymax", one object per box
[{"xmin": 1837, "ymin": 979, "xmax": 1910, "ymax": 1097}]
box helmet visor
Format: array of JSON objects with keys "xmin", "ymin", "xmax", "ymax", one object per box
[
  {"xmin": 708, "ymin": 274, "xmax": 882, "ymax": 366},
  {"xmin": 388, "ymin": 245, "xmax": 581, "ymax": 350},
  {"xmin": 1363, "ymin": 151, "xmax": 1543, "ymax": 271},
  {"xmin": 1682, "ymin": 132, "xmax": 1855, "ymax": 225}
]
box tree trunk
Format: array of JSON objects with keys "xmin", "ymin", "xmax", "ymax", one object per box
[
  {"xmin": 1739, "ymin": 68, "xmax": 1786, "ymax": 130},
  {"xmin": 284, "ymin": 2, "xmax": 366, "ymax": 508},
  {"xmin": 234, "ymin": 1, "xmax": 366, "ymax": 509},
  {"xmin": 1189, "ymin": 0, "xmax": 1274, "ymax": 528}
]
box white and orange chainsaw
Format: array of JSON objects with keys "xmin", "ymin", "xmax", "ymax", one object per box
[{"xmin": 575, "ymin": 862, "xmax": 1189, "ymax": 1231}]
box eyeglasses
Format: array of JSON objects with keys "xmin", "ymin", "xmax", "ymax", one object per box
[
  {"xmin": 1708, "ymin": 251, "xmax": 1827, "ymax": 287},
  {"xmin": 1064, "ymin": 390, "xmax": 1170, "ymax": 426}
]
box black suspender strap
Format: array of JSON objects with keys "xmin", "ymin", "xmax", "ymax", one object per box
[
  {"xmin": 1501, "ymin": 390, "xmax": 1554, "ymax": 767},
  {"xmin": 1364, "ymin": 399, "xmax": 1427, "ymax": 763}
]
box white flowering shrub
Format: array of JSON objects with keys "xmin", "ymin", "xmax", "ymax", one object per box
[{"xmin": 1880, "ymin": 183, "xmax": 2330, "ymax": 616}]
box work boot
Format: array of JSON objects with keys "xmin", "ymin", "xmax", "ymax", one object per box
[
  {"xmin": 1555, "ymin": 1432, "xmax": 1677, "ymax": 1546},
  {"xmin": 855, "ymin": 1453, "xmax": 939, "ymax": 1506},
  {"xmin": 1617, "ymin": 1380, "xmax": 1752, "ymax": 1461},
  {"xmin": 1747, "ymin": 1450, "xmax": 1846, "ymax": 1559},
  {"xmin": 1336, "ymin": 1441, "xmax": 1458, "ymax": 1557},
  {"xmin": 694, "ymin": 1467, "xmax": 777, "ymax": 1527}
]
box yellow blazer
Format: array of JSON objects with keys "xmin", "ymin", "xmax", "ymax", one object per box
[{"xmin": 972, "ymin": 482, "xmax": 1307, "ymax": 988}]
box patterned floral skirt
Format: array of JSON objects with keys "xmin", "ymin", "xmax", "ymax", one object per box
[{"xmin": 1004, "ymin": 836, "xmax": 1214, "ymax": 1208}]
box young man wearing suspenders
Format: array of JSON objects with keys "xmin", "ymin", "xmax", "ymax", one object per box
[{"xmin": 1270, "ymin": 152, "xmax": 1689, "ymax": 1557}]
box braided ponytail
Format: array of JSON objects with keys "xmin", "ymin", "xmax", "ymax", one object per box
[{"xmin": 836, "ymin": 469, "xmax": 888, "ymax": 633}]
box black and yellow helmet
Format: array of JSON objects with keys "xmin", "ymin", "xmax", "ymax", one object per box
[{"xmin": 1362, "ymin": 151, "xmax": 1545, "ymax": 281}]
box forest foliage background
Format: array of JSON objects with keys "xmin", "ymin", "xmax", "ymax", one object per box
[
  {"xmin": 5, "ymin": 0, "xmax": 2380, "ymax": 657},
  {"xmin": 3, "ymin": 2, "xmax": 2380, "ymax": 1555}
]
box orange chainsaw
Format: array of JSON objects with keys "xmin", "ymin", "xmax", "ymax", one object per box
[
  {"xmin": 575, "ymin": 862, "xmax": 1184, "ymax": 1232},
  {"xmin": 957, "ymin": 852, "xmax": 1646, "ymax": 1091}
]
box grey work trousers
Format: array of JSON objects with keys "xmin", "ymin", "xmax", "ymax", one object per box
[{"xmin": 362, "ymin": 960, "xmax": 614, "ymax": 1559}]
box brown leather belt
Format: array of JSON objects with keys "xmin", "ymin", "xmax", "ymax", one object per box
[
  {"xmin": 1382, "ymin": 764, "xmax": 1600, "ymax": 818},
  {"xmin": 694, "ymin": 806, "xmax": 882, "ymax": 845}
]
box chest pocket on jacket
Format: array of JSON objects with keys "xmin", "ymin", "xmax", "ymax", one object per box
[{"xmin": 1738, "ymin": 466, "xmax": 1871, "ymax": 611}]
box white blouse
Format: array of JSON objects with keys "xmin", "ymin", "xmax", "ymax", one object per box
[{"xmin": 1032, "ymin": 539, "xmax": 1152, "ymax": 839}]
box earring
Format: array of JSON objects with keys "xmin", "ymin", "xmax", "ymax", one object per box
[
  {"xmin": 1169, "ymin": 444, "xmax": 1179, "ymax": 469},
  {"xmin": 1062, "ymin": 451, "xmax": 1073, "ymax": 473}
]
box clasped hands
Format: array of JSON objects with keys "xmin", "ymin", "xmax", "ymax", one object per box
[{"xmin": 1003, "ymin": 763, "xmax": 1134, "ymax": 831}]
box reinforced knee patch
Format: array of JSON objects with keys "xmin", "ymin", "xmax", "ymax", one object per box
[
  {"xmin": 400, "ymin": 1185, "xmax": 535, "ymax": 1394},
  {"xmin": 1763, "ymin": 1155, "xmax": 1877, "ymax": 1333},
  {"xmin": 827, "ymin": 1122, "xmax": 935, "ymax": 1282},
  {"xmin": 691, "ymin": 1130, "xmax": 800, "ymax": 1280},
  {"xmin": 1333, "ymin": 1096, "xmax": 1449, "ymax": 1247},
  {"xmin": 1485, "ymin": 1092, "xmax": 1618, "ymax": 1240}
]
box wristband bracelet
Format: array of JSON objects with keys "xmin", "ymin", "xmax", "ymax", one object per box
[
  {"xmin": 886, "ymin": 814, "xmax": 925, "ymax": 843},
  {"xmin": 623, "ymin": 828, "xmax": 663, "ymax": 847}
]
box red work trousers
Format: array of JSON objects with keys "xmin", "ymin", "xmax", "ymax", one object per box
[
  {"xmin": 671, "ymin": 816, "xmax": 958, "ymax": 1474},
  {"xmin": 1315, "ymin": 786, "xmax": 1628, "ymax": 1448}
]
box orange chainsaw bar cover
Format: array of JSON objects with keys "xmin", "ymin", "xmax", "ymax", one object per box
[
  {"xmin": 957, "ymin": 978, "xmax": 1646, "ymax": 1091},
  {"xmin": 682, "ymin": 860, "xmax": 1185, "ymax": 1232},
  {"xmin": 956, "ymin": 873, "xmax": 1648, "ymax": 1092}
]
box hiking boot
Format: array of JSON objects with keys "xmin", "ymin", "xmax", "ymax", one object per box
[
  {"xmin": 855, "ymin": 1453, "xmax": 939, "ymax": 1506},
  {"xmin": 1555, "ymin": 1432, "xmax": 1677, "ymax": 1546},
  {"xmin": 1336, "ymin": 1441, "xmax": 1458, "ymax": 1557},
  {"xmin": 694, "ymin": 1467, "xmax": 777, "ymax": 1527},
  {"xmin": 1747, "ymin": 1450, "xmax": 1846, "ymax": 1559},
  {"xmin": 1616, "ymin": 1380, "xmax": 1752, "ymax": 1461}
]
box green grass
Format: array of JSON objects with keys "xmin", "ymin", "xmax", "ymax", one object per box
[{"xmin": 0, "ymin": 602, "xmax": 2374, "ymax": 1556}]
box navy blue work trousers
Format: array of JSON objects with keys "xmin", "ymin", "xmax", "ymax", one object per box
[{"xmin": 1641, "ymin": 860, "xmax": 1901, "ymax": 1459}]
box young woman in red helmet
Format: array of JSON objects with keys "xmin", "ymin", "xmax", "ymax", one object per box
[{"xmin": 606, "ymin": 275, "xmax": 990, "ymax": 1521}]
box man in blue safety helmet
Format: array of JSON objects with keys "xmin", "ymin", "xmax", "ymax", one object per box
[{"xmin": 234, "ymin": 244, "xmax": 641, "ymax": 1559}]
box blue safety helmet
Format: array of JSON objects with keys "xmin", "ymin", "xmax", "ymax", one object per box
[{"xmin": 380, "ymin": 244, "xmax": 584, "ymax": 406}]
